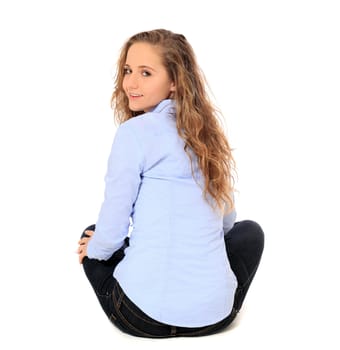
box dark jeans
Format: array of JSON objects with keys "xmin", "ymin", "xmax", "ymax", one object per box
[{"xmin": 81, "ymin": 220, "xmax": 264, "ymax": 338}]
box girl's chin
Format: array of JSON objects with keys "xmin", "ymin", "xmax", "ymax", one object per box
[
  {"xmin": 129, "ymin": 106, "xmax": 144, "ymax": 112},
  {"xmin": 129, "ymin": 103, "xmax": 152, "ymax": 113}
]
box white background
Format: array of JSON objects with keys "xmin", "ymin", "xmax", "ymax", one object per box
[{"xmin": 0, "ymin": 0, "xmax": 339, "ymax": 349}]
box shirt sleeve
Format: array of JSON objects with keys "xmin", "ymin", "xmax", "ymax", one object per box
[
  {"xmin": 223, "ymin": 195, "xmax": 236, "ymax": 234},
  {"xmin": 223, "ymin": 209, "xmax": 236, "ymax": 234},
  {"xmin": 87, "ymin": 122, "xmax": 143, "ymax": 260}
]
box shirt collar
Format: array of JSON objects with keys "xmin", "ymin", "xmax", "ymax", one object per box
[{"xmin": 149, "ymin": 99, "xmax": 176, "ymax": 115}]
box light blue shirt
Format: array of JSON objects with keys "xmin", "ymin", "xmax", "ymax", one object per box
[{"xmin": 87, "ymin": 99, "xmax": 237, "ymax": 327}]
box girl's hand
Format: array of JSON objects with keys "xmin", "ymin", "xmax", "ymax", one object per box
[{"xmin": 77, "ymin": 230, "xmax": 94, "ymax": 264}]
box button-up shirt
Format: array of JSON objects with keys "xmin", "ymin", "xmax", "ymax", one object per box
[{"xmin": 87, "ymin": 99, "xmax": 237, "ymax": 327}]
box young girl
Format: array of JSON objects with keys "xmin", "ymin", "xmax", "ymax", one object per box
[{"xmin": 77, "ymin": 29, "xmax": 264, "ymax": 338}]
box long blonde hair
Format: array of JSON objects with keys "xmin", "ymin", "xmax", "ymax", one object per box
[{"xmin": 111, "ymin": 29, "xmax": 236, "ymax": 213}]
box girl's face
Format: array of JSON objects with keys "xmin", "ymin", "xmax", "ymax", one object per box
[{"xmin": 122, "ymin": 42, "xmax": 176, "ymax": 112}]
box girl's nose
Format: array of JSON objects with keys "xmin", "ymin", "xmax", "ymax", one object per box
[{"xmin": 126, "ymin": 73, "xmax": 139, "ymax": 89}]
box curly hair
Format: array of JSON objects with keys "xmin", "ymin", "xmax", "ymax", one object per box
[{"xmin": 111, "ymin": 29, "xmax": 236, "ymax": 213}]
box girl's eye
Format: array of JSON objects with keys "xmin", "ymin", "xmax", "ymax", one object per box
[
  {"xmin": 123, "ymin": 67, "xmax": 132, "ymax": 75},
  {"xmin": 142, "ymin": 70, "xmax": 151, "ymax": 77}
]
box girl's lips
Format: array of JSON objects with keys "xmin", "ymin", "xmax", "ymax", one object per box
[{"xmin": 129, "ymin": 93, "xmax": 143, "ymax": 99}]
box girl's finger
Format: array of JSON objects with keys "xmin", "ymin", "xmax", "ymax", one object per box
[
  {"xmin": 79, "ymin": 252, "xmax": 86, "ymax": 264},
  {"xmin": 78, "ymin": 237, "xmax": 88, "ymax": 245}
]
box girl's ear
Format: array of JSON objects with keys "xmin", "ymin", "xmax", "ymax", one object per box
[{"xmin": 170, "ymin": 81, "xmax": 176, "ymax": 92}]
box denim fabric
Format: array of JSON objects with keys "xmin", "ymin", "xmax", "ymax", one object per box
[
  {"xmin": 81, "ymin": 220, "xmax": 264, "ymax": 338},
  {"xmin": 109, "ymin": 280, "xmax": 239, "ymax": 338}
]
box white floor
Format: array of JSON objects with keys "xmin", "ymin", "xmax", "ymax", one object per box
[{"xmin": 1, "ymin": 1, "xmax": 339, "ymax": 349}]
